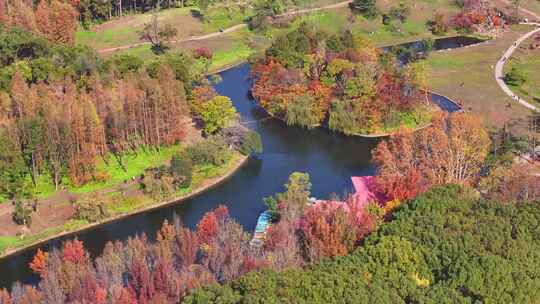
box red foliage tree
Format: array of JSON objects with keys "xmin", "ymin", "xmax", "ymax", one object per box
[
  {"xmin": 0, "ymin": 289, "xmax": 11, "ymax": 304},
  {"xmin": 128, "ymin": 258, "xmax": 155, "ymax": 304},
  {"xmin": 29, "ymin": 249, "xmax": 48, "ymax": 279},
  {"xmin": 196, "ymin": 212, "xmax": 218, "ymax": 244},
  {"xmin": 62, "ymin": 239, "xmax": 88, "ymax": 265},
  {"xmin": 197, "ymin": 205, "xmax": 229, "ymax": 244}
]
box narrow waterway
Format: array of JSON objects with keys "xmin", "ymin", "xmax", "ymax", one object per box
[{"xmin": 0, "ymin": 64, "xmax": 378, "ymax": 289}]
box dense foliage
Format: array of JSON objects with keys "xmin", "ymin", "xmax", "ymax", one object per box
[
  {"xmin": 0, "ymin": 0, "xmax": 78, "ymax": 44},
  {"xmin": 372, "ymin": 112, "xmax": 491, "ymax": 201},
  {"xmin": 0, "ymin": 25, "xmax": 254, "ymax": 202},
  {"xmin": 251, "ymin": 24, "xmax": 433, "ymax": 135},
  {"xmin": 0, "ymin": 172, "xmax": 379, "ymax": 303},
  {"xmin": 186, "ymin": 185, "xmax": 540, "ymax": 303}
]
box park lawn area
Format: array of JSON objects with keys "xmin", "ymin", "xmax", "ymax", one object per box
[
  {"xmin": 201, "ymin": 6, "xmax": 253, "ymax": 33},
  {"xmin": 425, "ymin": 24, "xmax": 534, "ymax": 133},
  {"xmin": 108, "ymin": 27, "xmax": 256, "ymax": 73},
  {"xmin": 30, "ymin": 144, "xmax": 181, "ymax": 199},
  {"xmin": 209, "ymin": 38, "xmax": 255, "ymax": 72},
  {"xmin": 504, "ymin": 35, "xmax": 540, "ymax": 108},
  {"xmin": 72, "ymin": 144, "xmax": 181, "ymax": 194},
  {"xmin": 521, "ymin": 0, "xmax": 540, "ymax": 16},
  {"xmin": 76, "ymin": 6, "xmax": 205, "ymax": 49},
  {"xmin": 0, "ymin": 219, "xmax": 88, "ymax": 255},
  {"xmin": 354, "ymin": 0, "xmax": 461, "ymax": 46}
]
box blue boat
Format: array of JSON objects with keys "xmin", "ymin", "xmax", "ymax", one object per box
[{"xmin": 250, "ymin": 211, "xmax": 272, "ymax": 247}]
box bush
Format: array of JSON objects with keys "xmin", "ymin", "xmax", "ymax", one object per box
[
  {"xmin": 73, "ymin": 194, "xmax": 110, "ymax": 223},
  {"xmin": 110, "ymin": 54, "xmax": 143, "ymax": 75},
  {"xmin": 221, "ymin": 125, "xmax": 263, "ymax": 155},
  {"xmin": 170, "ymin": 151, "xmax": 193, "ymax": 188},
  {"xmin": 388, "ymin": 1, "xmax": 411, "ymax": 23},
  {"xmin": 186, "ymin": 137, "xmax": 231, "ymax": 166},
  {"xmin": 12, "ymin": 200, "xmax": 33, "ymax": 226},
  {"xmin": 350, "ymin": 0, "xmax": 378, "ymax": 19},
  {"xmin": 504, "ymin": 66, "xmax": 526, "ymax": 86},
  {"xmin": 430, "ymin": 12, "xmax": 449, "ymax": 35},
  {"xmin": 140, "ymin": 173, "xmax": 175, "ymax": 200}
]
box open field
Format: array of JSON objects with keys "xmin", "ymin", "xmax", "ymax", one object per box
[
  {"xmin": 425, "ymin": 24, "xmax": 535, "ymax": 133},
  {"xmin": 504, "ymin": 34, "xmax": 540, "ymax": 107},
  {"xmin": 76, "ymin": 5, "xmax": 252, "ymax": 50}
]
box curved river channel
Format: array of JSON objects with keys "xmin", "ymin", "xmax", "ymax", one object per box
[
  {"xmin": 0, "ymin": 34, "xmax": 477, "ymax": 287},
  {"xmin": 0, "ymin": 64, "xmax": 379, "ymax": 288}
]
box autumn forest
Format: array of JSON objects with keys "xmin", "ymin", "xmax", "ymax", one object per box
[{"xmin": 0, "ymin": 0, "xmax": 539, "ymax": 303}]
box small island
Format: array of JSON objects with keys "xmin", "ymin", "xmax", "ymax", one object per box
[{"xmin": 251, "ymin": 24, "xmax": 436, "ymax": 136}]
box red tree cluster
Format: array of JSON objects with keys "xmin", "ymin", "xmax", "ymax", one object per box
[
  {"xmin": 1, "ymin": 177, "xmax": 381, "ymax": 303},
  {"xmin": 0, "ymin": 0, "xmax": 78, "ymax": 44},
  {"xmin": 1, "ymin": 64, "xmax": 188, "ymax": 187},
  {"xmin": 372, "ymin": 112, "xmax": 491, "ymax": 201},
  {"xmin": 451, "ymin": 0, "xmax": 503, "ymax": 32}
]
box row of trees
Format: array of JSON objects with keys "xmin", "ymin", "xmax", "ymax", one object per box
[
  {"xmin": 0, "ymin": 63, "xmax": 189, "ymax": 197},
  {"xmin": 0, "ymin": 170, "xmax": 378, "ymax": 303},
  {"xmin": 251, "ymin": 23, "xmax": 430, "ymax": 135},
  {"xmin": 2, "ymin": 110, "xmax": 537, "ymax": 302},
  {"xmin": 0, "ymin": 0, "xmax": 78, "ymax": 44},
  {"xmin": 0, "ymin": 27, "xmax": 236, "ymax": 200}
]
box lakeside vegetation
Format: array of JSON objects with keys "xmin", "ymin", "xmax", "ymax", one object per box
[
  {"xmin": 0, "ymin": 13, "xmax": 262, "ymax": 258},
  {"xmin": 0, "ymin": 0, "xmax": 539, "ymax": 303},
  {"xmin": 0, "ymin": 110, "xmax": 537, "ymax": 303}
]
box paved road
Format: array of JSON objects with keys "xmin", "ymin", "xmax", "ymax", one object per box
[
  {"xmin": 98, "ymin": 1, "xmax": 352, "ymax": 54},
  {"xmin": 494, "ymin": 22, "xmax": 540, "ymax": 112}
]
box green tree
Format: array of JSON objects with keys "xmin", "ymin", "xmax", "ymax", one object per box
[
  {"xmin": 13, "ymin": 200, "xmax": 33, "ymax": 227},
  {"xmin": 265, "ymin": 172, "xmax": 311, "ymax": 221},
  {"xmin": 504, "ymin": 66, "xmax": 526, "ymax": 86},
  {"xmin": 169, "ymin": 151, "xmax": 193, "ymax": 188},
  {"xmin": 239, "ymin": 130, "xmax": 263, "ymax": 155},
  {"xmin": 0, "ymin": 132, "xmax": 31, "ymax": 199},
  {"xmin": 286, "ymin": 94, "xmax": 319, "ymax": 129},
  {"xmin": 198, "ymin": 96, "xmax": 237, "ymax": 135},
  {"xmin": 351, "ymin": 0, "xmax": 378, "ymax": 19}
]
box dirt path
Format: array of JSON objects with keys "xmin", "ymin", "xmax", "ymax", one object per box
[
  {"xmin": 494, "ymin": 22, "xmax": 540, "ymax": 112},
  {"xmin": 497, "ymin": 0, "xmax": 540, "ymax": 21},
  {"xmin": 98, "ymin": 1, "xmax": 352, "ymax": 54}
]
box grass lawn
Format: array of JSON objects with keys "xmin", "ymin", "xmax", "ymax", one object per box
[
  {"xmin": 31, "ymin": 144, "xmax": 181, "ymax": 199},
  {"xmin": 0, "ymin": 219, "xmax": 88, "ymax": 254},
  {"xmin": 504, "ymin": 35, "xmax": 540, "ymax": 108},
  {"xmin": 76, "ymin": 7, "xmax": 201, "ymax": 49},
  {"xmin": 521, "ymin": 0, "xmax": 540, "ymax": 16},
  {"xmin": 0, "ymin": 151, "xmax": 245, "ymax": 255},
  {"xmin": 425, "ymin": 24, "xmax": 535, "ymax": 134}
]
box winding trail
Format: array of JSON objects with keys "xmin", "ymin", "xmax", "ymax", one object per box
[
  {"xmin": 98, "ymin": 1, "xmax": 352, "ymax": 54},
  {"xmin": 494, "ymin": 22, "xmax": 540, "ymax": 112}
]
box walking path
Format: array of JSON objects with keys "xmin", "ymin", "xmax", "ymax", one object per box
[
  {"xmin": 494, "ymin": 22, "xmax": 540, "ymax": 112},
  {"xmin": 98, "ymin": 1, "xmax": 352, "ymax": 54}
]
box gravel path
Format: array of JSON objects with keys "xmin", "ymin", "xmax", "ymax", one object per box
[
  {"xmin": 98, "ymin": 1, "xmax": 352, "ymax": 54},
  {"xmin": 494, "ymin": 22, "xmax": 540, "ymax": 112}
]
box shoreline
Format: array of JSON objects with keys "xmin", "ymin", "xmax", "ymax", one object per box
[{"xmin": 0, "ymin": 154, "xmax": 249, "ymax": 261}]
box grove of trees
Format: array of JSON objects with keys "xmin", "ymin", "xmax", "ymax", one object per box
[
  {"xmin": 251, "ymin": 23, "xmax": 433, "ymax": 135},
  {"xmin": 0, "ymin": 109, "xmax": 537, "ymax": 303},
  {"xmin": 0, "ymin": 0, "xmax": 78, "ymax": 44},
  {"xmin": 0, "ymin": 26, "xmax": 245, "ymax": 201},
  {"xmin": 186, "ymin": 184, "xmax": 540, "ymax": 303}
]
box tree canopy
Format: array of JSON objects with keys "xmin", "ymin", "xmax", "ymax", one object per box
[{"xmin": 186, "ymin": 185, "xmax": 540, "ymax": 303}]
